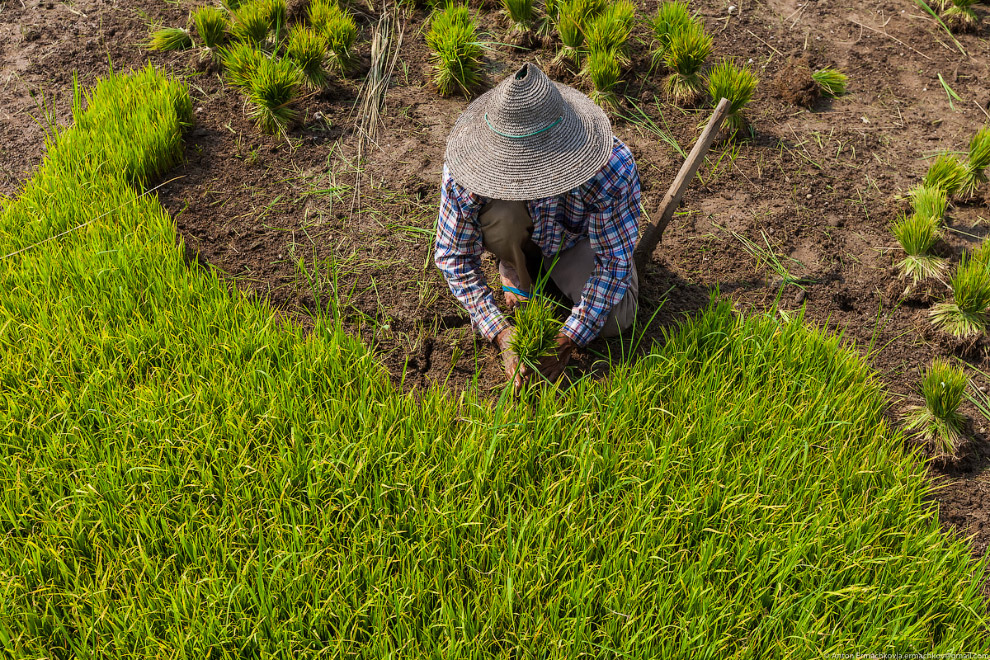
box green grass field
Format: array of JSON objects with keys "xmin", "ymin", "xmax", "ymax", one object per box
[{"xmin": 0, "ymin": 67, "xmax": 987, "ymax": 658}]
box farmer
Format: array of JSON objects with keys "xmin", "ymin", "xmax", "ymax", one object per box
[{"xmin": 435, "ymin": 63, "xmax": 642, "ymax": 392}]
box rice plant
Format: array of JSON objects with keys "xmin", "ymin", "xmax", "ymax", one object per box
[
  {"xmin": 943, "ymin": 0, "xmax": 979, "ymax": 31},
  {"xmin": 811, "ymin": 67, "xmax": 847, "ymax": 97},
  {"xmin": 706, "ymin": 58, "xmax": 758, "ymax": 134},
  {"xmin": 904, "ymin": 358, "xmax": 969, "ymax": 456},
  {"xmin": 537, "ymin": 0, "xmax": 560, "ymax": 36},
  {"xmin": 229, "ymin": 0, "xmax": 274, "ymax": 44},
  {"xmin": 508, "ymin": 295, "xmax": 561, "ymax": 371},
  {"xmin": 246, "ymin": 56, "xmax": 302, "ymax": 134},
  {"xmin": 651, "ymin": 0, "xmax": 692, "ymax": 67},
  {"xmin": 311, "ymin": 0, "xmax": 359, "ymax": 74},
  {"xmin": 192, "ymin": 6, "xmax": 228, "ymax": 50},
  {"xmin": 663, "ymin": 20, "xmax": 711, "ymax": 103},
  {"xmin": 147, "ymin": 27, "xmax": 193, "ymax": 51},
  {"xmin": 891, "ymin": 212, "xmax": 945, "ymax": 284},
  {"xmin": 554, "ymin": 0, "xmax": 588, "ymax": 64},
  {"xmin": 923, "ymin": 152, "xmax": 968, "ymax": 196},
  {"xmin": 585, "ymin": 0, "xmax": 636, "ymax": 62},
  {"xmin": 930, "ymin": 252, "xmax": 990, "ymax": 337},
  {"xmin": 585, "ymin": 47, "xmax": 622, "ymax": 110},
  {"xmin": 963, "ymin": 126, "xmax": 990, "ymax": 195},
  {"xmin": 502, "ymin": 0, "xmax": 536, "ymax": 32},
  {"xmin": 286, "ymin": 26, "xmax": 328, "ymax": 89},
  {"xmin": 219, "ymin": 40, "xmax": 267, "ymax": 87},
  {"xmin": 909, "ymin": 184, "xmax": 948, "ymax": 223},
  {"xmin": 426, "ymin": 3, "xmax": 483, "ymax": 96}
]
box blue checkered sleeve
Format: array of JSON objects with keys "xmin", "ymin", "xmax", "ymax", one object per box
[
  {"xmin": 560, "ymin": 144, "xmax": 641, "ymax": 346},
  {"xmin": 434, "ymin": 165, "xmax": 510, "ymax": 341}
]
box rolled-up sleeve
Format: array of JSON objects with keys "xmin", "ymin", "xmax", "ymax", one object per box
[
  {"xmin": 560, "ymin": 155, "xmax": 641, "ymax": 347},
  {"xmin": 434, "ymin": 165, "xmax": 510, "ymax": 341}
]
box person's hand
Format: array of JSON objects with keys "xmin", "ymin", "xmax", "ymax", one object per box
[
  {"xmin": 496, "ymin": 327, "xmax": 526, "ymax": 394},
  {"xmin": 534, "ymin": 333, "xmax": 576, "ymax": 383},
  {"xmin": 498, "ymin": 261, "xmax": 529, "ymax": 311}
]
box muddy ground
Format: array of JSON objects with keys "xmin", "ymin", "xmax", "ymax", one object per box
[{"xmin": 3, "ymin": 0, "xmax": 990, "ymax": 556}]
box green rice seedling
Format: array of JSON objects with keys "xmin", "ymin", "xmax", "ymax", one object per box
[
  {"xmin": 923, "ymin": 152, "xmax": 968, "ymax": 196},
  {"xmin": 310, "ymin": 0, "xmax": 359, "ymax": 74},
  {"xmin": 508, "ymin": 294, "xmax": 560, "ymax": 371},
  {"xmin": 909, "ymin": 184, "xmax": 948, "ymax": 223},
  {"xmin": 147, "ymin": 26, "xmax": 193, "ymax": 51},
  {"xmin": 705, "ymin": 58, "xmax": 758, "ymax": 135},
  {"xmin": 585, "ymin": 47, "xmax": 622, "ymax": 110},
  {"xmin": 904, "ymin": 358, "xmax": 968, "ymax": 455},
  {"xmin": 246, "ymin": 56, "xmax": 302, "ymax": 134},
  {"xmin": 962, "ymin": 126, "xmax": 990, "ymax": 195},
  {"xmin": 930, "ymin": 252, "xmax": 990, "ymax": 337},
  {"xmin": 651, "ymin": 0, "xmax": 692, "ymax": 67},
  {"xmin": 219, "ymin": 40, "xmax": 267, "ymax": 87},
  {"xmin": 538, "ymin": 0, "xmax": 560, "ymax": 36},
  {"xmin": 891, "ymin": 212, "xmax": 945, "ymax": 283},
  {"xmin": 585, "ymin": 0, "xmax": 636, "ymax": 63},
  {"xmin": 663, "ymin": 20, "xmax": 711, "ymax": 103},
  {"xmin": 811, "ymin": 67, "xmax": 847, "ymax": 97},
  {"xmin": 229, "ymin": 0, "xmax": 284, "ymax": 45},
  {"xmin": 943, "ymin": 0, "xmax": 979, "ymax": 31},
  {"xmin": 192, "ymin": 6, "xmax": 228, "ymax": 50},
  {"xmin": 502, "ymin": 0, "xmax": 536, "ymax": 32},
  {"xmin": 286, "ymin": 25, "xmax": 328, "ymax": 88},
  {"xmin": 554, "ymin": 0, "xmax": 587, "ymax": 64},
  {"xmin": 426, "ymin": 3, "xmax": 483, "ymax": 96}
]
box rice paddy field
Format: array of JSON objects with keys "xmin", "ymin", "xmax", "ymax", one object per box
[{"xmin": 2, "ymin": 0, "xmax": 990, "ymax": 656}]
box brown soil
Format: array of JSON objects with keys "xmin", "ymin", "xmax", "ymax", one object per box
[
  {"xmin": 773, "ymin": 54, "xmax": 820, "ymax": 108},
  {"xmin": 3, "ymin": 0, "xmax": 990, "ymax": 556}
]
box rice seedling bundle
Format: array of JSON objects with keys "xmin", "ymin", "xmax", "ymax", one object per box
[
  {"xmin": 246, "ymin": 56, "xmax": 302, "ymax": 134},
  {"xmin": 554, "ymin": 0, "xmax": 588, "ymax": 63},
  {"xmin": 811, "ymin": 67, "xmax": 847, "ymax": 97},
  {"xmin": 663, "ymin": 20, "xmax": 712, "ymax": 103},
  {"xmin": 2, "ymin": 66, "xmax": 989, "ymax": 659},
  {"xmin": 909, "ymin": 184, "xmax": 948, "ymax": 223},
  {"xmin": 651, "ymin": 0, "xmax": 692, "ymax": 66},
  {"xmin": 585, "ymin": 47, "xmax": 622, "ymax": 110},
  {"xmin": 904, "ymin": 358, "xmax": 968, "ymax": 456},
  {"xmin": 706, "ymin": 58, "xmax": 758, "ymax": 134},
  {"xmin": 426, "ymin": 3, "xmax": 483, "ymax": 96},
  {"xmin": 923, "ymin": 153, "xmax": 968, "ymax": 196},
  {"xmin": 286, "ymin": 25, "xmax": 328, "ymax": 88},
  {"xmin": 310, "ymin": 0, "xmax": 359, "ymax": 74},
  {"xmin": 192, "ymin": 5, "xmax": 228, "ymax": 50},
  {"xmin": 943, "ymin": 0, "xmax": 979, "ymax": 31},
  {"xmin": 963, "ymin": 126, "xmax": 990, "ymax": 195},
  {"xmin": 502, "ymin": 0, "xmax": 536, "ymax": 32},
  {"xmin": 585, "ymin": 0, "xmax": 636, "ymax": 61},
  {"xmin": 147, "ymin": 26, "xmax": 194, "ymax": 51},
  {"xmin": 538, "ymin": 0, "xmax": 560, "ymax": 35},
  {"xmin": 891, "ymin": 212, "xmax": 945, "ymax": 283},
  {"xmin": 229, "ymin": 0, "xmax": 276, "ymax": 44},
  {"xmin": 930, "ymin": 252, "xmax": 990, "ymax": 337},
  {"xmin": 219, "ymin": 40, "xmax": 267, "ymax": 87},
  {"xmin": 507, "ymin": 294, "xmax": 561, "ymax": 372}
]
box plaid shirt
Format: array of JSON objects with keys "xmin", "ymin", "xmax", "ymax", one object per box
[{"xmin": 435, "ymin": 137, "xmax": 641, "ymax": 347}]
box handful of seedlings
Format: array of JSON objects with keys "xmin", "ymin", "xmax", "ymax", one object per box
[
  {"xmin": 663, "ymin": 18, "xmax": 712, "ymax": 104},
  {"xmin": 930, "ymin": 250, "xmax": 990, "ymax": 337},
  {"xmin": 811, "ymin": 68, "xmax": 847, "ymax": 97},
  {"xmin": 904, "ymin": 358, "xmax": 969, "ymax": 456},
  {"xmin": 508, "ymin": 294, "xmax": 561, "ymax": 372},
  {"xmin": 501, "ymin": 0, "xmax": 536, "ymax": 33},
  {"xmin": 705, "ymin": 59, "xmax": 758, "ymax": 135},
  {"xmin": 426, "ymin": 3, "xmax": 483, "ymax": 96},
  {"xmin": 963, "ymin": 126, "xmax": 990, "ymax": 196}
]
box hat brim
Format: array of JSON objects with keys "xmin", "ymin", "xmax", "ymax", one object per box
[{"xmin": 444, "ymin": 83, "xmax": 612, "ymax": 201}]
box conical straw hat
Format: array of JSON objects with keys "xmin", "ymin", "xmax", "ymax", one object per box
[{"xmin": 444, "ymin": 63, "xmax": 612, "ymax": 201}]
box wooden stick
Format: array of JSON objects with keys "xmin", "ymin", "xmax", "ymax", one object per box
[{"xmin": 633, "ymin": 97, "xmax": 730, "ymax": 272}]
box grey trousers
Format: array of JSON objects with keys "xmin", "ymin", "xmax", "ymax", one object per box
[{"xmin": 478, "ymin": 200, "xmax": 638, "ymax": 338}]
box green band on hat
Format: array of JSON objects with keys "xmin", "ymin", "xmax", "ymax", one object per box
[{"xmin": 484, "ymin": 113, "xmax": 563, "ymax": 139}]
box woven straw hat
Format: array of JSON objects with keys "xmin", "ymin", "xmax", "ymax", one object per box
[{"xmin": 445, "ymin": 63, "xmax": 612, "ymax": 201}]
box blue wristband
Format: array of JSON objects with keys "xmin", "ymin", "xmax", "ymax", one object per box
[{"xmin": 502, "ymin": 285, "xmax": 531, "ymax": 299}]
